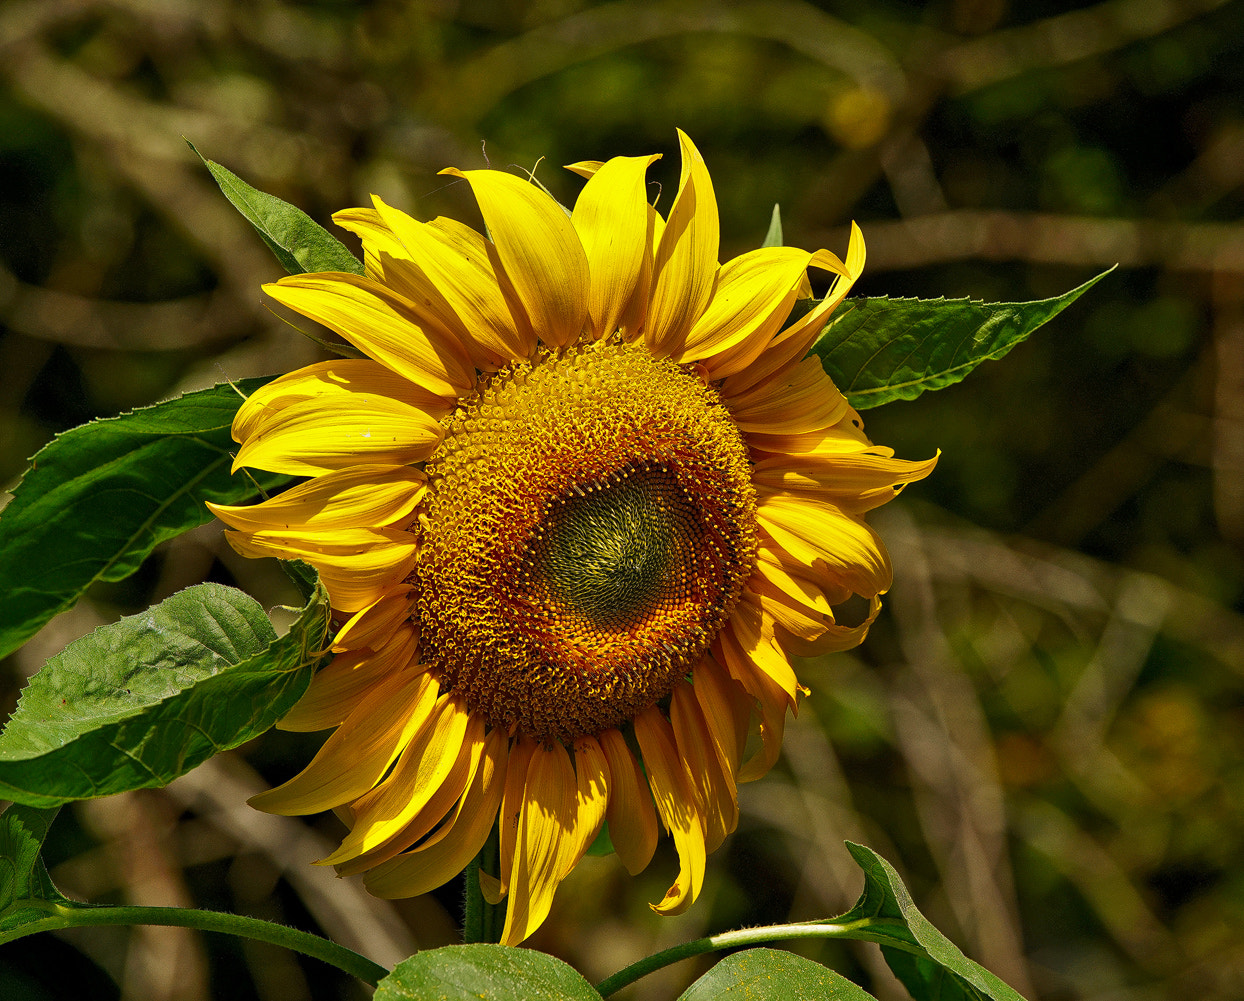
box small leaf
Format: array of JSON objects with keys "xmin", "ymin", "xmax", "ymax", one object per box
[
  {"xmin": 0, "ymin": 582, "xmax": 329, "ymax": 807},
  {"xmin": 835, "ymin": 843, "xmax": 1028, "ymax": 1001},
  {"xmin": 187, "ymin": 140, "xmax": 364, "ymax": 277},
  {"xmin": 376, "ymin": 944, "xmax": 602, "ymax": 1001},
  {"xmin": 814, "ymin": 268, "xmax": 1113, "ymax": 409},
  {"xmin": 679, "ymin": 948, "xmax": 878, "ymax": 1000},
  {"xmin": 0, "ymin": 805, "xmax": 67, "ymax": 932},
  {"xmin": 0, "ymin": 379, "xmax": 288, "ymax": 661},
  {"xmin": 762, "ymin": 204, "xmax": 784, "ymax": 248}
]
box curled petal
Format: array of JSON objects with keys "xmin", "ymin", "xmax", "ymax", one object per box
[
  {"xmin": 570, "ymin": 154, "xmax": 661, "ymax": 339},
  {"xmin": 633, "ymin": 705, "xmax": 706, "ymax": 915},
  {"xmin": 646, "ymin": 130, "xmax": 720, "ymax": 357}
]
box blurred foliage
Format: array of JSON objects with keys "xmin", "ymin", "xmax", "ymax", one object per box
[{"xmin": 2, "ymin": 0, "xmax": 1243, "ymax": 999}]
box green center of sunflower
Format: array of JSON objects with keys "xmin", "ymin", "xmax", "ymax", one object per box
[
  {"xmin": 414, "ymin": 338, "xmax": 757, "ymax": 743},
  {"xmin": 536, "ymin": 466, "xmax": 688, "ymax": 630}
]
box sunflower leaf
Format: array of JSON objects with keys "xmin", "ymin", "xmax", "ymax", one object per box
[
  {"xmin": 814, "ymin": 268, "xmax": 1114, "ymax": 409},
  {"xmin": 0, "ymin": 581, "xmax": 328, "ymax": 808},
  {"xmin": 0, "ymin": 805, "xmax": 67, "ymax": 933},
  {"xmin": 678, "ymin": 948, "xmax": 878, "ymax": 1000},
  {"xmin": 834, "ymin": 843, "xmax": 1028, "ymax": 1001},
  {"xmin": 375, "ymin": 944, "xmax": 603, "ymax": 1001},
  {"xmin": 0, "ymin": 379, "xmax": 288, "ymax": 661},
  {"xmin": 187, "ymin": 140, "xmax": 364, "ymax": 277}
]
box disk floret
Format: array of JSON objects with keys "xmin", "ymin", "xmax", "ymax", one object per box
[{"xmin": 415, "ymin": 339, "xmax": 758, "ymax": 743}]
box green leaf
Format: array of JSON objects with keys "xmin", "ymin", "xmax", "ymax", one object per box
[
  {"xmin": 188, "ymin": 141, "xmax": 363, "ymax": 277},
  {"xmin": 0, "ymin": 582, "xmax": 329, "ymax": 807},
  {"xmin": 376, "ymin": 944, "xmax": 602, "ymax": 1001},
  {"xmin": 762, "ymin": 204, "xmax": 784, "ymax": 248},
  {"xmin": 834, "ymin": 843, "xmax": 1028, "ymax": 1001},
  {"xmin": 0, "ymin": 805, "xmax": 66, "ymax": 932},
  {"xmin": 679, "ymin": 948, "xmax": 878, "ymax": 1000},
  {"xmin": 0, "ymin": 379, "xmax": 288, "ymax": 661},
  {"xmin": 813, "ymin": 268, "xmax": 1113, "ymax": 409}
]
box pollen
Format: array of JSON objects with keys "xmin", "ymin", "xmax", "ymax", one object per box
[{"xmin": 415, "ymin": 338, "xmax": 758, "ymax": 743}]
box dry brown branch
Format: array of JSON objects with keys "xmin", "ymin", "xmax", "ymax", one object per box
[
  {"xmin": 810, "ymin": 211, "xmax": 1244, "ymax": 273},
  {"xmin": 423, "ymin": 0, "xmax": 907, "ymax": 125},
  {"xmin": 938, "ymin": 0, "xmax": 1234, "ymax": 94}
]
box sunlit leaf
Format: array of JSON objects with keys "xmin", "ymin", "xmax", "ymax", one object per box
[
  {"xmin": 0, "ymin": 582, "xmax": 329, "ymax": 808},
  {"xmin": 815, "ymin": 268, "xmax": 1113, "ymax": 409},
  {"xmin": 0, "ymin": 378, "xmax": 287, "ymax": 660},
  {"xmin": 188, "ymin": 141, "xmax": 364, "ymax": 276},
  {"xmin": 375, "ymin": 944, "xmax": 602, "ymax": 1001},
  {"xmin": 679, "ymin": 948, "xmax": 878, "ymax": 1000},
  {"xmin": 833, "ymin": 843, "xmax": 1028, "ymax": 1001}
]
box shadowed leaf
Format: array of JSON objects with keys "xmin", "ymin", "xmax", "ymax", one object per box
[{"xmin": 0, "ymin": 378, "xmax": 287, "ymax": 660}]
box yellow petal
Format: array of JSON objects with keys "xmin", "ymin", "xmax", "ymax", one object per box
[
  {"xmin": 727, "ymin": 356, "xmax": 847, "ymax": 435},
  {"xmin": 264, "ymin": 273, "xmax": 475, "ymax": 398},
  {"xmin": 670, "ymin": 682, "xmax": 737, "ymax": 853},
  {"xmin": 369, "ymin": 198, "xmax": 535, "ymax": 362},
  {"xmin": 249, "ymin": 669, "xmax": 438, "ymax": 816},
  {"xmin": 233, "ymin": 359, "xmax": 451, "ymax": 447},
  {"xmin": 598, "ymin": 728, "xmax": 658, "ymax": 877},
  {"xmin": 363, "ymin": 727, "xmax": 508, "ymax": 899},
  {"xmin": 277, "ymin": 623, "xmax": 419, "ymax": 732},
  {"xmin": 756, "ymin": 495, "xmax": 894, "ymax": 597},
  {"xmin": 208, "ymin": 465, "xmax": 425, "ymax": 533},
  {"xmin": 633, "ymin": 705, "xmax": 706, "ymax": 915},
  {"xmin": 441, "ymin": 168, "xmax": 590, "ymax": 350},
  {"xmin": 752, "ymin": 450, "xmax": 940, "ymax": 513},
  {"xmin": 724, "ymin": 599, "xmax": 801, "ymax": 703},
  {"xmin": 645, "ymin": 130, "xmax": 720, "ymax": 357},
  {"xmin": 713, "ymin": 628, "xmax": 792, "ymax": 783},
  {"xmin": 331, "ymin": 697, "xmax": 480, "ymax": 872},
  {"xmin": 500, "ymin": 741, "xmax": 578, "ymax": 945},
  {"xmin": 331, "ymin": 585, "xmax": 416, "ymax": 653},
  {"xmin": 222, "ymin": 527, "xmax": 418, "ymax": 613},
  {"xmin": 232, "ymin": 379, "xmax": 444, "ymax": 478},
  {"xmin": 721, "ymin": 233, "xmax": 860, "ymax": 398},
  {"xmin": 491, "ymin": 736, "xmax": 537, "ymax": 904},
  {"xmin": 679, "ymin": 247, "xmax": 811, "ymax": 369},
  {"xmin": 561, "ymin": 736, "xmax": 609, "ymax": 878},
  {"xmin": 693, "ymin": 656, "xmax": 752, "ymax": 773},
  {"xmin": 570, "ymin": 154, "xmax": 660, "ymax": 339}
]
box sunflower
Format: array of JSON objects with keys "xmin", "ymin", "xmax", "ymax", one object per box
[{"xmin": 208, "ymin": 131, "xmax": 936, "ymax": 945}]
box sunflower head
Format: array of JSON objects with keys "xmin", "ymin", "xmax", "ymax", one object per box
[{"xmin": 208, "ymin": 130, "xmax": 937, "ymax": 945}]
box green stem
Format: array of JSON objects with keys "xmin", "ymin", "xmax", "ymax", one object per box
[
  {"xmin": 594, "ymin": 918, "xmax": 922, "ymax": 997},
  {"xmin": 0, "ymin": 902, "xmax": 388, "ymax": 986},
  {"xmin": 462, "ymin": 822, "xmax": 501, "ymax": 944}
]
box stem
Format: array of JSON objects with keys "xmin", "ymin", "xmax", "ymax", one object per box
[
  {"xmin": 594, "ymin": 918, "xmax": 923, "ymax": 998},
  {"xmin": 0, "ymin": 902, "xmax": 388, "ymax": 986},
  {"xmin": 462, "ymin": 822, "xmax": 501, "ymax": 944}
]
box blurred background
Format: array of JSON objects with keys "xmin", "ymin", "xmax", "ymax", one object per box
[{"xmin": 2, "ymin": 0, "xmax": 1243, "ymax": 998}]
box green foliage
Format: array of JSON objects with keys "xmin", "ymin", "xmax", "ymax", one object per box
[
  {"xmin": 816, "ymin": 269, "xmax": 1114, "ymax": 409},
  {"xmin": 762, "ymin": 204, "xmax": 784, "ymax": 248},
  {"xmin": 0, "ymin": 378, "xmax": 287, "ymax": 660},
  {"xmin": 679, "ymin": 949, "xmax": 878, "ymax": 1000},
  {"xmin": 375, "ymin": 944, "xmax": 602, "ymax": 1001},
  {"xmin": 187, "ymin": 142, "xmax": 364, "ymax": 277},
  {"xmin": 0, "ymin": 806, "xmax": 66, "ymax": 932},
  {"xmin": 834, "ymin": 844, "xmax": 1026, "ymax": 1001},
  {"xmin": 0, "ymin": 582, "xmax": 328, "ymax": 807}
]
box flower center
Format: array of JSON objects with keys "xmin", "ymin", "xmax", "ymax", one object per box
[{"xmin": 414, "ymin": 339, "xmax": 757, "ymax": 743}]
